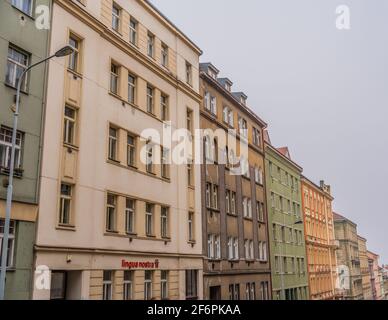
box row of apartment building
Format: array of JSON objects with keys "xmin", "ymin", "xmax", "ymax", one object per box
[{"xmin": 0, "ymin": 0, "xmax": 385, "ymax": 300}]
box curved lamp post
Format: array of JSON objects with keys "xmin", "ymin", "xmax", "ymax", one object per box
[{"xmin": 0, "ymin": 45, "xmax": 74, "ymax": 300}]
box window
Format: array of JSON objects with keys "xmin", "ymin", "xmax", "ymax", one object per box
[
  {"xmin": 112, "ymin": 3, "xmax": 121, "ymax": 32},
  {"xmin": 231, "ymin": 192, "xmax": 236, "ymax": 215},
  {"xmin": 59, "ymin": 183, "xmax": 72, "ymax": 225},
  {"xmin": 147, "ymin": 33, "xmax": 155, "ymax": 58},
  {"xmin": 0, "ymin": 219, "xmax": 15, "ymax": 268},
  {"xmin": 207, "ymin": 234, "xmax": 214, "ymax": 259},
  {"xmin": 243, "ymin": 197, "xmax": 252, "ymax": 218},
  {"xmin": 229, "ymin": 284, "xmax": 240, "ymax": 300},
  {"xmin": 63, "ymin": 106, "xmax": 76, "ymax": 145},
  {"xmin": 188, "ymin": 212, "xmax": 195, "ymax": 241},
  {"xmin": 252, "ymin": 127, "xmax": 261, "ymax": 147},
  {"xmin": 125, "ymin": 198, "xmax": 135, "ymax": 234},
  {"xmin": 205, "ymin": 183, "xmax": 211, "ymax": 208},
  {"xmin": 255, "ymin": 167, "xmax": 263, "ymax": 185},
  {"xmin": 129, "ymin": 18, "xmax": 138, "ymax": 45},
  {"xmin": 204, "ymin": 92, "xmax": 211, "ymax": 111},
  {"xmin": 127, "ymin": 74, "xmax": 136, "ymax": 104},
  {"xmin": 123, "ymin": 271, "xmax": 133, "ymax": 300},
  {"xmin": 103, "ymin": 271, "xmax": 113, "ymax": 300},
  {"xmin": 161, "ymin": 271, "xmax": 169, "ymax": 300},
  {"xmin": 68, "ymin": 34, "xmax": 80, "ymax": 73},
  {"xmin": 161, "ymin": 94, "xmax": 169, "ymax": 121},
  {"xmin": 11, "ymin": 0, "xmax": 33, "ymax": 15},
  {"xmin": 127, "ymin": 135, "xmax": 136, "ymax": 167},
  {"xmin": 106, "ymin": 194, "xmax": 116, "ymax": 232},
  {"xmin": 145, "ymin": 203, "xmax": 154, "ymax": 236},
  {"xmin": 223, "ymin": 106, "xmax": 234, "ymax": 127},
  {"xmin": 185, "ymin": 270, "xmax": 198, "ymax": 300},
  {"xmin": 161, "ymin": 207, "xmax": 169, "ymax": 238},
  {"xmin": 246, "ymin": 283, "xmax": 256, "ymax": 300},
  {"xmin": 215, "ymin": 235, "xmax": 221, "ymax": 260},
  {"xmin": 6, "ymin": 46, "xmax": 29, "ymax": 90},
  {"xmin": 233, "ymin": 238, "xmax": 239, "ymax": 260},
  {"xmin": 227, "ymin": 237, "xmax": 233, "ymax": 260},
  {"xmin": 146, "ymin": 141, "xmax": 154, "ymax": 173},
  {"xmin": 212, "ymin": 185, "xmax": 218, "ymax": 210},
  {"xmin": 161, "ymin": 43, "xmax": 168, "ymax": 68},
  {"xmin": 144, "ymin": 270, "xmax": 153, "ymax": 300},
  {"xmin": 110, "ymin": 63, "xmax": 119, "ymax": 94},
  {"xmin": 0, "ymin": 126, "xmax": 23, "ymax": 171},
  {"xmin": 225, "ymin": 190, "xmax": 230, "ymax": 214},
  {"xmin": 108, "ymin": 127, "xmax": 117, "ymax": 161},
  {"xmin": 259, "ymin": 242, "xmax": 267, "ymax": 261},
  {"xmin": 161, "ymin": 147, "xmax": 170, "ymax": 178},
  {"xmin": 210, "ymin": 96, "xmax": 217, "ymax": 115},
  {"xmin": 186, "ymin": 61, "xmax": 192, "ymax": 85},
  {"xmin": 257, "ymin": 202, "xmax": 264, "ymax": 222},
  {"xmin": 186, "ymin": 109, "xmax": 193, "ymax": 133},
  {"xmin": 146, "ymin": 85, "xmax": 154, "ymax": 114},
  {"xmin": 227, "ymin": 237, "xmax": 239, "ymax": 261},
  {"xmin": 238, "ymin": 117, "xmax": 248, "ymax": 138},
  {"xmin": 260, "ymin": 282, "xmax": 269, "ymax": 300}
]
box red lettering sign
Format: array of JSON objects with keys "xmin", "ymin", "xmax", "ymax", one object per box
[{"xmin": 121, "ymin": 259, "xmax": 160, "ymax": 270}]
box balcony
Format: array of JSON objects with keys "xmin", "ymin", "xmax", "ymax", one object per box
[{"xmin": 330, "ymin": 239, "xmax": 340, "ymax": 248}]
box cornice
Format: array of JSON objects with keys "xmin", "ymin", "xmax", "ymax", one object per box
[
  {"xmin": 264, "ymin": 142, "xmax": 303, "ymax": 173},
  {"xmin": 54, "ymin": 0, "xmax": 202, "ymax": 103}
]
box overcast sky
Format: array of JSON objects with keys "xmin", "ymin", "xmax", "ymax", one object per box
[{"xmin": 151, "ymin": 0, "xmax": 388, "ymax": 263}]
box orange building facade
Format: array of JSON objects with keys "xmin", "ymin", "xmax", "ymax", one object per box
[{"xmin": 301, "ymin": 177, "xmax": 339, "ymax": 300}]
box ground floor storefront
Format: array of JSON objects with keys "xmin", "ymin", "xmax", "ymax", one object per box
[
  {"xmin": 204, "ymin": 273, "xmax": 272, "ymax": 300},
  {"xmin": 32, "ymin": 249, "xmax": 203, "ymax": 300}
]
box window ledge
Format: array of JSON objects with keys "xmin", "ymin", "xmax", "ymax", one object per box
[
  {"xmin": 11, "ymin": 6, "xmax": 35, "ymax": 20},
  {"xmin": 67, "ymin": 68, "xmax": 83, "ymax": 79},
  {"xmin": 56, "ymin": 225, "xmax": 76, "ymax": 231},
  {"xmin": 4, "ymin": 82, "xmax": 28, "ymax": 95}
]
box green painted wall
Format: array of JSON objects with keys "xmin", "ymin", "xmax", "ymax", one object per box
[
  {"xmin": 0, "ymin": 0, "xmax": 51, "ymax": 300},
  {"xmin": 265, "ymin": 146, "xmax": 309, "ymax": 300},
  {"xmin": 5, "ymin": 221, "xmax": 35, "ymax": 299}
]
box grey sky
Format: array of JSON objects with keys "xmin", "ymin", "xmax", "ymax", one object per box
[{"xmin": 150, "ymin": 0, "xmax": 388, "ymax": 263}]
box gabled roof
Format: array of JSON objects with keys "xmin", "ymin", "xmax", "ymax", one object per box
[{"xmin": 277, "ymin": 147, "xmax": 291, "ymax": 159}]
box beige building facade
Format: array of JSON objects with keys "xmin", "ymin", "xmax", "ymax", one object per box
[
  {"xmin": 357, "ymin": 236, "xmax": 372, "ymax": 300},
  {"xmin": 33, "ymin": 0, "xmax": 203, "ymax": 300},
  {"xmin": 333, "ymin": 213, "xmax": 363, "ymax": 300}
]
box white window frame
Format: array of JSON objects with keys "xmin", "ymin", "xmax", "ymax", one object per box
[
  {"xmin": 0, "ymin": 126, "xmax": 22, "ymax": 171},
  {"xmin": 103, "ymin": 271, "xmax": 113, "ymax": 300},
  {"xmin": 161, "ymin": 207, "xmax": 169, "ymax": 238},
  {"xmin": 6, "ymin": 46, "xmax": 29, "ymax": 91},
  {"xmin": 0, "ymin": 219, "xmax": 15, "ymax": 268},
  {"xmin": 112, "ymin": 3, "xmax": 121, "ymax": 32},
  {"xmin": 59, "ymin": 183, "xmax": 72, "ymax": 225},
  {"xmin": 125, "ymin": 198, "xmax": 135, "ymax": 234},
  {"xmin": 160, "ymin": 270, "xmax": 169, "ymax": 300},
  {"xmin": 145, "ymin": 203, "xmax": 154, "ymax": 236},
  {"xmin": 129, "ymin": 18, "xmax": 138, "ymax": 45},
  {"xmin": 144, "ymin": 270, "xmax": 153, "ymax": 300},
  {"xmin": 106, "ymin": 194, "xmax": 116, "ymax": 232},
  {"xmin": 108, "ymin": 127, "xmax": 117, "ymax": 161},
  {"xmin": 123, "ymin": 271, "xmax": 133, "ymax": 300},
  {"xmin": 63, "ymin": 105, "xmax": 76, "ymax": 145}
]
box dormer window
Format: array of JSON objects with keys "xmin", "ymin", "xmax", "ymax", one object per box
[
  {"xmin": 208, "ymin": 69, "xmax": 217, "ymax": 79},
  {"xmin": 225, "ymin": 83, "xmax": 231, "ymax": 92},
  {"xmin": 241, "ymin": 96, "xmax": 246, "ymax": 105}
]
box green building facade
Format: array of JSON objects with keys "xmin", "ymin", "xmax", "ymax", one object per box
[
  {"xmin": 264, "ymin": 141, "xmax": 309, "ymax": 300},
  {"xmin": 0, "ymin": 0, "xmax": 51, "ymax": 299}
]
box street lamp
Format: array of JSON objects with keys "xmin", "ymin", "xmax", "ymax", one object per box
[{"xmin": 0, "ymin": 45, "xmax": 74, "ymax": 300}]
